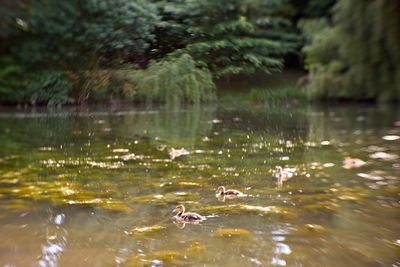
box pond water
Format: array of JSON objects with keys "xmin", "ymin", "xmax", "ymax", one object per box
[{"xmin": 0, "ymin": 104, "xmax": 399, "ymax": 267}]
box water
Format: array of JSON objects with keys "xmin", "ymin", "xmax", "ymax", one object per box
[{"xmin": 0, "ymin": 104, "xmax": 399, "ymax": 267}]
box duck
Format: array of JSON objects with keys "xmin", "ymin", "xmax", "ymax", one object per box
[
  {"xmin": 274, "ymin": 166, "xmax": 293, "ymax": 185},
  {"xmin": 172, "ymin": 204, "xmax": 206, "ymax": 223},
  {"xmin": 215, "ymin": 186, "xmax": 244, "ymax": 197}
]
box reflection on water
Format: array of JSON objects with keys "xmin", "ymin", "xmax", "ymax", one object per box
[
  {"xmin": 271, "ymin": 225, "xmax": 293, "ymax": 266},
  {"xmin": 0, "ymin": 104, "xmax": 399, "ymax": 266},
  {"xmin": 38, "ymin": 213, "xmax": 67, "ymax": 267}
]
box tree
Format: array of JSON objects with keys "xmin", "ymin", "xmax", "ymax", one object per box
[
  {"xmin": 178, "ymin": 0, "xmax": 299, "ymax": 78},
  {"xmin": 0, "ymin": 0, "xmax": 161, "ymax": 105},
  {"xmin": 302, "ymin": 0, "xmax": 400, "ymax": 102},
  {"xmin": 128, "ymin": 54, "xmax": 216, "ymax": 105},
  {"xmin": 13, "ymin": 0, "xmax": 160, "ymax": 69},
  {"xmin": 148, "ymin": 0, "xmax": 189, "ymax": 60}
]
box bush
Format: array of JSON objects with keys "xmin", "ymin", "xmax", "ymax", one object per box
[
  {"xmin": 0, "ymin": 58, "xmax": 23, "ymax": 102},
  {"xmin": 22, "ymin": 70, "xmax": 73, "ymax": 106},
  {"xmin": 130, "ymin": 54, "xmax": 216, "ymax": 105},
  {"xmin": 219, "ymin": 86, "xmax": 306, "ymax": 104},
  {"xmin": 301, "ymin": 0, "xmax": 400, "ymax": 102}
]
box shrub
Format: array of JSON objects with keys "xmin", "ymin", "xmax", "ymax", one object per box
[
  {"xmin": 22, "ymin": 70, "xmax": 73, "ymax": 106},
  {"xmin": 130, "ymin": 54, "xmax": 216, "ymax": 105},
  {"xmin": 0, "ymin": 58, "xmax": 23, "ymax": 102}
]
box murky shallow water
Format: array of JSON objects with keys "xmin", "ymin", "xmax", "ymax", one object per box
[{"xmin": 0, "ymin": 104, "xmax": 399, "ymax": 267}]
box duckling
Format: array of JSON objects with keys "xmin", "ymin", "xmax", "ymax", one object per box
[
  {"xmin": 274, "ymin": 166, "xmax": 293, "ymax": 185},
  {"xmin": 172, "ymin": 204, "xmax": 206, "ymax": 223},
  {"xmin": 215, "ymin": 186, "xmax": 244, "ymax": 197}
]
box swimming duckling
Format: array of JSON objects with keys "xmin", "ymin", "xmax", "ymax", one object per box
[
  {"xmin": 274, "ymin": 166, "xmax": 293, "ymax": 185},
  {"xmin": 215, "ymin": 186, "xmax": 244, "ymax": 197},
  {"xmin": 172, "ymin": 204, "xmax": 206, "ymax": 223}
]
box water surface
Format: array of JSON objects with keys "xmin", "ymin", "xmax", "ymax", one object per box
[{"xmin": 0, "ymin": 104, "xmax": 399, "ymax": 267}]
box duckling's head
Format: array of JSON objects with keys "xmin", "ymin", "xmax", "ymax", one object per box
[
  {"xmin": 173, "ymin": 204, "xmax": 185, "ymax": 214},
  {"xmin": 216, "ymin": 186, "xmax": 226, "ymax": 196}
]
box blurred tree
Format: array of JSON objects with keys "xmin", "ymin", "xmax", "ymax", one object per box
[
  {"xmin": 302, "ymin": 0, "xmax": 400, "ymax": 102},
  {"xmin": 288, "ymin": 0, "xmax": 335, "ymax": 21},
  {"xmin": 177, "ymin": 0, "xmax": 299, "ymax": 78},
  {"xmin": 128, "ymin": 54, "xmax": 216, "ymax": 105},
  {"xmin": 0, "ymin": 0, "xmax": 160, "ymax": 105},
  {"xmin": 14, "ymin": 0, "xmax": 159, "ymax": 68},
  {"xmin": 148, "ymin": 0, "xmax": 189, "ymax": 60},
  {"xmin": 82, "ymin": 0, "xmax": 159, "ymax": 66}
]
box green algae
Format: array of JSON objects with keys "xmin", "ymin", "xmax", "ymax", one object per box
[
  {"xmin": 128, "ymin": 192, "xmax": 200, "ymax": 204},
  {"xmin": 129, "ymin": 225, "xmax": 166, "ymax": 236},
  {"xmin": 303, "ymin": 201, "xmax": 340, "ymax": 213},
  {"xmin": 0, "ymin": 179, "xmax": 132, "ymax": 212},
  {"xmin": 159, "ymin": 181, "xmax": 203, "ymax": 189},
  {"xmin": 197, "ymin": 204, "xmax": 292, "ymax": 217},
  {"xmin": 124, "ymin": 241, "xmax": 207, "ymax": 266},
  {"xmin": 125, "ymin": 250, "xmax": 185, "ymax": 266},
  {"xmin": 213, "ymin": 228, "xmax": 253, "ymax": 239},
  {"xmin": 185, "ymin": 241, "xmax": 207, "ymax": 260},
  {"xmin": 96, "ymin": 201, "xmax": 133, "ymax": 213}
]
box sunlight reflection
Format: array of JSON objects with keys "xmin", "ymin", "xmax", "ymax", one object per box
[
  {"xmin": 37, "ymin": 213, "xmax": 67, "ymax": 267},
  {"xmin": 271, "ymin": 225, "xmax": 292, "ymax": 266}
]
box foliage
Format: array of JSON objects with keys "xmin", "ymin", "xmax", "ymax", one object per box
[
  {"xmin": 22, "ymin": 71, "xmax": 73, "ymax": 106},
  {"xmin": 82, "ymin": 0, "xmax": 159, "ymax": 64},
  {"xmin": 287, "ymin": 0, "xmax": 336, "ymax": 20},
  {"xmin": 0, "ymin": 58, "xmax": 23, "ymax": 102},
  {"xmin": 68, "ymin": 70, "xmax": 116, "ymax": 104},
  {"xmin": 148, "ymin": 0, "xmax": 189, "ymax": 60},
  {"xmin": 302, "ymin": 0, "xmax": 335, "ymax": 18},
  {"xmin": 219, "ymin": 85, "xmax": 306, "ymax": 104},
  {"xmin": 302, "ymin": 0, "xmax": 400, "ymax": 102},
  {"xmin": 14, "ymin": 0, "xmax": 159, "ymax": 68},
  {"xmin": 255, "ymin": 85, "xmax": 306, "ymax": 103},
  {"xmin": 179, "ymin": 0, "xmax": 300, "ymax": 77},
  {"xmin": 2, "ymin": 0, "xmax": 399, "ymax": 104},
  {"xmin": 130, "ymin": 54, "xmax": 216, "ymax": 105},
  {"xmin": 0, "ymin": 58, "xmax": 73, "ymax": 106},
  {"xmin": 0, "ymin": 0, "xmax": 161, "ymax": 105}
]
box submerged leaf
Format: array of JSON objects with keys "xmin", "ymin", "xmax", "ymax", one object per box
[{"xmin": 213, "ymin": 228, "xmax": 253, "ymax": 238}]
